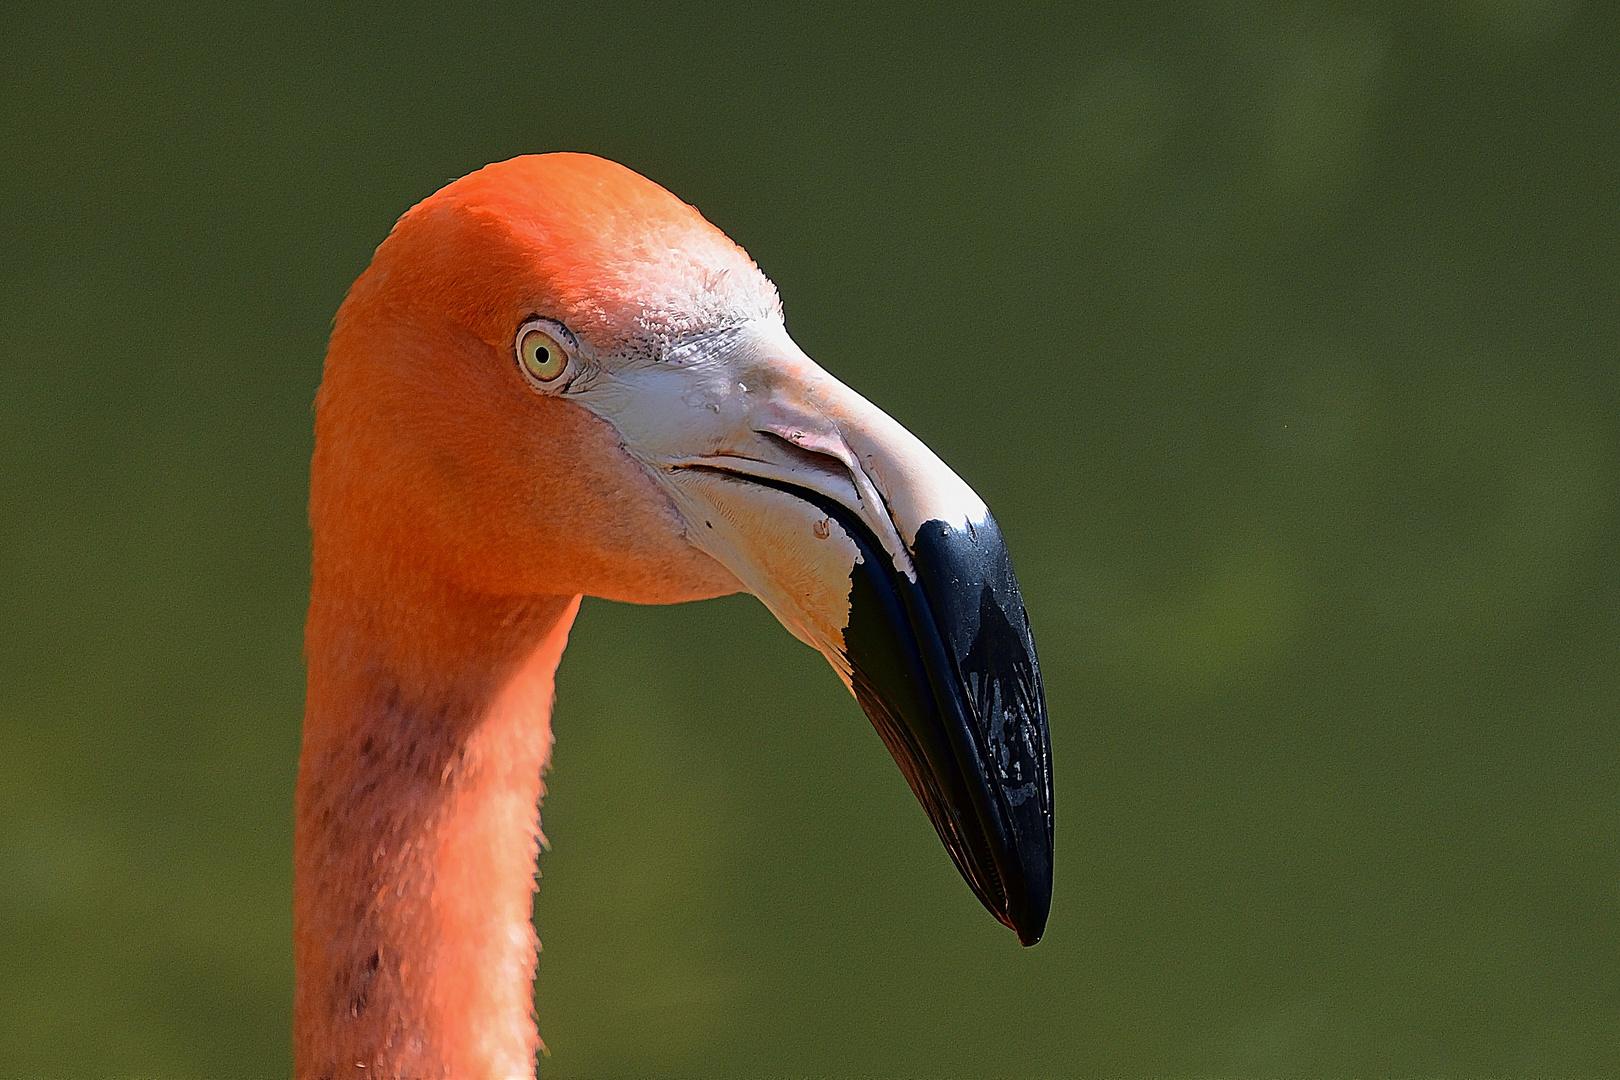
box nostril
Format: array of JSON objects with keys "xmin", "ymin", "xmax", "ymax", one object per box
[{"xmin": 756, "ymin": 428, "xmax": 861, "ymax": 493}]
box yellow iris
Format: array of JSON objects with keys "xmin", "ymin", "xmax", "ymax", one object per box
[{"xmin": 519, "ymin": 327, "xmax": 568, "ymax": 381}]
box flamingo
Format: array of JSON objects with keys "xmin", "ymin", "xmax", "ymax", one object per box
[{"xmin": 296, "ymin": 153, "xmax": 1053, "ymax": 1078}]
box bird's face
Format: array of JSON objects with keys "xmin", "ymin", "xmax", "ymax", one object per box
[{"xmin": 330, "ymin": 154, "xmax": 1053, "ymax": 944}]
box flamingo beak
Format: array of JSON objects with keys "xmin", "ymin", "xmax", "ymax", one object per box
[{"xmin": 580, "ymin": 321, "xmax": 1054, "ymax": 944}]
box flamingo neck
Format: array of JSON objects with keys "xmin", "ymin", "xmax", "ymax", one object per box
[{"xmin": 294, "ymin": 574, "xmax": 580, "ymax": 1079}]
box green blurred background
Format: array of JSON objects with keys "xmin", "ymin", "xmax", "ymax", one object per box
[{"xmin": 2, "ymin": 1, "xmax": 1618, "ymax": 1075}]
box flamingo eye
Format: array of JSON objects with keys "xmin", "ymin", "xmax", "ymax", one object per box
[{"xmin": 516, "ymin": 322, "xmax": 572, "ymax": 384}]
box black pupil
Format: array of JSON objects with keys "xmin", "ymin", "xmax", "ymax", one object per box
[{"xmin": 534, "ymin": 346, "xmax": 550, "ymax": 365}]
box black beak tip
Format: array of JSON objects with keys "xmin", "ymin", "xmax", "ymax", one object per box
[
  {"xmin": 1005, "ymin": 852, "xmax": 1052, "ymax": 946},
  {"xmin": 804, "ymin": 495, "xmax": 1055, "ymax": 952},
  {"xmin": 1014, "ymin": 895, "xmax": 1049, "ymax": 947}
]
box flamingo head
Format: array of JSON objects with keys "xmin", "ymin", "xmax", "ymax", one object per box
[{"xmin": 314, "ymin": 153, "xmax": 1053, "ymax": 945}]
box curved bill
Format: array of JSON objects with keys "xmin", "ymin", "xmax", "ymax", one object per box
[{"xmin": 577, "ymin": 321, "xmax": 1054, "ymax": 944}]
